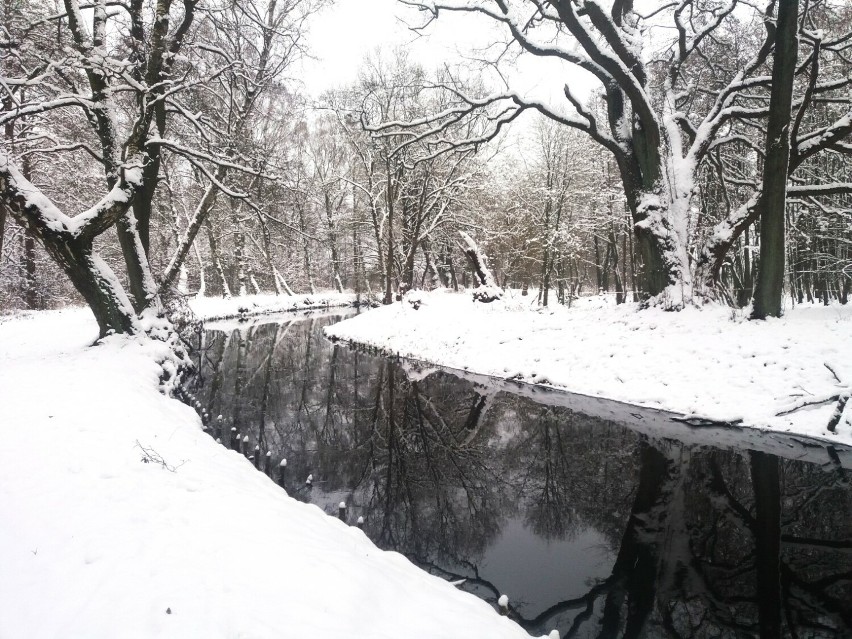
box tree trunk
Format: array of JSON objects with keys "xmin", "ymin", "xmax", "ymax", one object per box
[
  {"xmin": 161, "ymin": 170, "xmax": 224, "ymax": 291},
  {"xmin": 752, "ymin": 0, "xmax": 799, "ymax": 319},
  {"xmin": 297, "ymin": 204, "xmax": 316, "ymax": 295},
  {"xmin": 402, "ymin": 241, "xmax": 418, "ymax": 294},
  {"xmin": 611, "ymin": 227, "xmax": 625, "ymax": 304},
  {"xmin": 235, "ymin": 230, "xmax": 248, "ymax": 297},
  {"xmin": 23, "ymin": 230, "xmax": 37, "ymax": 309},
  {"xmin": 193, "ymin": 242, "xmax": 206, "ymax": 297},
  {"xmin": 115, "ymin": 213, "xmax": 152, "ymax": 312},
  {"xmin": 352, "ymin": 222, "xmax": 370, "ymax": 298},
  {"xmin": 0, "ymin": 100, "xmax": 8, "ymax": 262},
  {"xmin": 324, "ymin": 192, "xmax": 344, "ymax": 293},
  {"xmin": 540, "ymin": 244, "xmax": 551, "ymax": 306},
  {"xmin": 20, "ymin": 155, "xmax": 37, "ymax": 309},
  {"xmin": 205, "ymin": 217, "xmax": 231, "ymax": 298},
  {"xmin": 421, "ymin": 238, "xmax": 440, "ymax": 290},
  {"xmin": 593, "ymin": 234, "xmax": 603, "ymax": 292},
  {"xmin": 612, "ymin": 97, "xmax": 691, "ymax": 307},
  {"xmin": 383, "ymin": 203, "xmax": 394, "ymax": 304},
  {"xmin": 434, "ymin": 242, "xmax": 450, "ymax": 288},
  {"xmin": 447, "ymin": 244, "xmax": 459, "ymax": 291},
  {"xmin": 27, "ymin": 230, "xmax": 138, "ymax": 336},
  {"xmin": 0, "ymin": 202, "xmax": 5, "ymax": 266}
]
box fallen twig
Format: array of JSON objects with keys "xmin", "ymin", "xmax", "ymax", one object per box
[{"xmin": 135, "ymin": 440, "xmax": 186, "ymax": 472}]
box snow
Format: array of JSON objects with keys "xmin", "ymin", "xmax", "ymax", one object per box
[
  {"xmin": 188, "ymin": 291, "xmax": 358, "ymax": 321},
  {"xmin": 324, "ymin": 291, "xmax": 852, "ymax": 445},
  {"xmin": 0, "ymin": 299, "xmax": 539, "ymax": 639}
]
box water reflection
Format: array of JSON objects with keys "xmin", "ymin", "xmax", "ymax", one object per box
[{"xmin": 188, "ymin": 311, "xmax": 852, "ymax": 638}]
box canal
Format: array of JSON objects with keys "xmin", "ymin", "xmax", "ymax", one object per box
[{"xmin": 187, "ymin": 309, "xmax": 852, "ymax": 638}]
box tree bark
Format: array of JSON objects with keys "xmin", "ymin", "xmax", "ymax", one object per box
[{"xmin": 752, "ymin": 0, "xmax": 799, "ymax": 319}]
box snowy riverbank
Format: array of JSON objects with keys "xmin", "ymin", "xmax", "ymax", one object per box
[
  {"xmin": 188, "ymin": 291, "xmax": 358, "ymax": 320},
  {"xmin": 0, "ymin": 299, "xmax": 539, "ymax": 639},
  {"xmin": 324, "ymin": 291, "xmax": 852, "ymax": 446}
]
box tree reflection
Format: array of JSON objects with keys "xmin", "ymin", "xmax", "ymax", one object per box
[{"xmin": 191, "ymin": 313, "xmax": 852, "ymax": 638}]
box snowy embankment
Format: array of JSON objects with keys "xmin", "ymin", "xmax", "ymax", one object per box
[
  {"xmin": 189, "ymin": 291, "xmax": 358, "ymax": 320},
  {"xmin": 325, "ymin": 291, "xmax": 852, "ymax": 446},
  {"xmin": 0, "ymin": 304, "xmax": 538, "ymax": 639}
]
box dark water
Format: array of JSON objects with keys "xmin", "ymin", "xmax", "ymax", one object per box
[{"xmin": 188, "ymin": 309, "xmax": 852, "ymax": 638}]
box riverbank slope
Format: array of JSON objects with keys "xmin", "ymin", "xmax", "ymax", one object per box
[
  {"xmin": 0, "ymin": 297, "xmax": 536, "ymax": 639},
  {"xmin": 324, "ymin": 291, "xmax": 852, "ymax": 446}
]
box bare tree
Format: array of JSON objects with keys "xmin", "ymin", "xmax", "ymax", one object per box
[{"xmin": 1, "ymin": 0, "xmax": 200, "ymax": 334}]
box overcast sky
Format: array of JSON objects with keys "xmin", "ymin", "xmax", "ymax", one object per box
[{"xmin": 299, "ymin": 0, "xmax": 598, "ymax": 107}]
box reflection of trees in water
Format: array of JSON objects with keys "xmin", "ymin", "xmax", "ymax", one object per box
[
  {"xmin": 498, "ymin": 403, "xmax": 639, "ymax": 544},
  {"xmin": 518, "ymin": 446, "xmax": 851, "ymax": 638},
  {"xmin": 192, "ymin": 315, "xmax": 852, "ymax": 638}
]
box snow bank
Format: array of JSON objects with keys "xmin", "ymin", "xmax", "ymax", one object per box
[
  {"xmin": 324, "ymin": 291, "xmax": 852, "ymax": 445},
  {"xmin": 0, "ymin": 308, "xmax": 539, "ymax": 639},
  {"xmin": 189, "ymin": 291, "xmax": 358, "ymax": 321}
]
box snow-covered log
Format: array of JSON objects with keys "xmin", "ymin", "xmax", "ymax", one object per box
[{"xmin": 458, "ymin": 231, "xmax": 502, "ymax": 303}]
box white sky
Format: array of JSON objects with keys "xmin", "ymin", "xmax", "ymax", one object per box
[{"xmin": 299, "ymin": 0, "xmax": 598, "ymax": 108}]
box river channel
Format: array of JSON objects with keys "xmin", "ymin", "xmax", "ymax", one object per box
[{"xmin": 187, "ymin": 308, "xmax": 852, "ymax": 638}]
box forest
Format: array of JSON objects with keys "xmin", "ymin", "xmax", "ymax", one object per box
[{"xmin": 1, "ymin": 0, "xmax": 851, "ymax": 334}]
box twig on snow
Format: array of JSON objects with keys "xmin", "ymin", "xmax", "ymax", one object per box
[
  {"xmin": 776, "ymin": 363, "xmax": 850, "ymax": 432},
  {"xmin": 135, "ymin": 440, "xmax": 186, "ymax": 472}
]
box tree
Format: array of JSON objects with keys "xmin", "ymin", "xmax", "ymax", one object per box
[
  {"xmin": 1, "ymin": 0, "xmax": 201, "ymax": 335},
  {"xmin": 1, "ymin": 0, "xmax": 325, "ymax": 334},
  {"xmin": 327, "ymin": 51, "xmax": 482, "ymax": 303}
]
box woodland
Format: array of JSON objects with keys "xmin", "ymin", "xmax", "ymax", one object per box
[{"xmin": 1, "ymin": 0, "xmax": 851, "ymax": 335}]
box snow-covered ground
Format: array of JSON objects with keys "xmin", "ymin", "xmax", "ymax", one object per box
[
  {"xmin": 0, "ymin": 297, "xmax": 541, "ymax": 639},
  {"xmin": 188, "ymin": 291, "xmax": 358, "ymax": 320},
  {"xmin": 324, "ymin": 290, "xmax": 852, "ymax": 446}
]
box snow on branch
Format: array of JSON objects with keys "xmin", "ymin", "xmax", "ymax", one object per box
[
  {"xmin": 402, "ymin": 0, "xmax": 611, "ymax": 84},
  {"xmin": 146, "ymin": 138, "xmax": 276, "ymax": 179},
  {"xmin": 793, "ymin": 107, "xmax": 852, "ymax": 167},
  {"xmin": 0, "ymin": 96, "xmax": 95, "ymax": 127},
  {"xmin": 365, "ymin": 86, "xmax": 622, "ymax": 162},
  {"xmin": 0, "ymin": 152, "xmax": 74, "ymax": 233},
  {"xmin": 788, "ymin": 183, "xmax": 852, "ymax": 197},
  {"xmin": 0, "ymin": 150, "xmax": 141, "ymax": 241}
]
